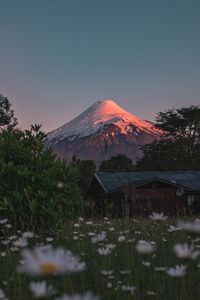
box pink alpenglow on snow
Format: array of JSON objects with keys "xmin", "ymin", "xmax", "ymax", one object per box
[
  {"xmin": 47, "ymin": 99, "xmax": 162, "ymax": 165},
  {"xmin": 48, "ymin": 99, "xmax": 161, "ymax": 141}
]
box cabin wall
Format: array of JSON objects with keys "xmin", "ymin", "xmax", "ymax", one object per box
[
  {"xmin": 128, "ymin": 182, "xmax": 188, "ymax": 216},
  {"xmin": 87, "ymin": 178, "xmax": 198, "ymax": 217}
]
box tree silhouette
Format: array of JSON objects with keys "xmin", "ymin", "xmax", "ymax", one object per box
[{"xmin": 0, "ymin": 94, "xmax": 18, "ymax": 129}]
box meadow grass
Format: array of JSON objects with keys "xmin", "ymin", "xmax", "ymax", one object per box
[{"xmin": 1, "ymin": 217, "xmax": 200, "ymax": 300}]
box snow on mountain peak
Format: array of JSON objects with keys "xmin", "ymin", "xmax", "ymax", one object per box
[
  {"xmin": 48, "ymin": 99, "xmax": 159, "ymax": 142},
  {"xmin": 91, "ymin": 99, "xmax": 144, "ymax": 122},
  {"xmin": 91, "ymin": 99, "xmax": 132, "ymax": 120}
]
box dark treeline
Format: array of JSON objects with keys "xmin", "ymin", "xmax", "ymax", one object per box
[{"xmin": 136, "ymin": 105, "xmax": 200, "ymax": 171}]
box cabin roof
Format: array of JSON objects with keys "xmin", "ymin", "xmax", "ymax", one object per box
[{"xmin": 93, "ymin": 171, "xmax": 200, "ymax": 193}]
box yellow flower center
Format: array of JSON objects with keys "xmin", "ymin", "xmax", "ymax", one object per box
[{"xmin": 40, "ymin": 262, "xmax": 58, "ymax": 274}]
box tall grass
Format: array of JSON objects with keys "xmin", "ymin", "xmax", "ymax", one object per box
[{"xmin": 1, "ymin": 217, "xmax": 200, "ymax": 299}]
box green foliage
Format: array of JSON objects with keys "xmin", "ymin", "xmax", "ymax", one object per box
[
  {"xmin": 137, "ymin": 105, "xmax": 200, "ymax": 171},
  {"xmin": 0, "ymin": 125, "xmax": 81, "ymax": 229},
  {"xmin": 71, "ymin": 156, "xmax": 96, "ymax": 195},
  {"xmin": 0, "ymin": 94, "xmax": 18, "ymax": 129},
  {"xmin": 69, "ymin": 156, "xmax": 96, "ymax": 217},
  {"xmin": 99, "ymin": 154, "xmax": 134, "ymax": 172},
  {"xmin": 155, "ymin": 105, "xmax": 200, "ymax": 139}
]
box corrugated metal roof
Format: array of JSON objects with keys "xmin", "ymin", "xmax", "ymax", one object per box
[{"xmin": 95, "ymin": 171, "xmax": 200, "ymax": 193}]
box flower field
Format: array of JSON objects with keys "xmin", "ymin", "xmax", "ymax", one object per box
[{"xmin": 1, "ymin": 217, "xmax": 200, "ymax": 300}]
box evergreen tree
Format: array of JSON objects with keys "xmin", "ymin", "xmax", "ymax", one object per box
[{"xmin": 0, "ymin": 94, "xmax": 18, "ymax": 129}]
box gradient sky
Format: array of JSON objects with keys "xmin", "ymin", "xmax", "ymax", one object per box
[{"xmin": 0, "ymin": 0, "xmax": 200, "ymax": 132}]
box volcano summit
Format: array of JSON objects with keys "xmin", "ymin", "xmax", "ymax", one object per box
[{"xmin": 47, "ymin": 99, "xmax": 160, "ymax": 165}]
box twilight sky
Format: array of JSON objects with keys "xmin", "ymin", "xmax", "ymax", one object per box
[{"xmin": 0, "ymin": 0, "xmax": 200, "ymax": 132}]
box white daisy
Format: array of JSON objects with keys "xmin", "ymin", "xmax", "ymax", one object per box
[
  {"xmin": 30, "ymin": 281, "xmax": 55, "ymax": 298},
  {"xmin": 108, "ymin": 227, "xmax": 114, "ymax": 231},
  {"xmin": 166, "ymin": 265, "xmax": 187, "ymax": 277},
  {"xmin": 105, "ymin": 244, "xmax": 116, "ymax": 250},
  {"xmin": 46, "ymin": 237, "xmax": 54, "ymax": 242},
  {"xmin": 0, "ymin": 288, "xmax": 6, "ymax": 299},
  {"xmin": 178, "ymin": 221, "xmax": 200, "ymax": 234},
  {"xmin": 174, "ymin": 243, "xmax": 200, "ymax": 260},
  {"xmin": 142, "ymin": 261, "xmax": 151, "ymax": 267},
  {"xmin": 88, "ymin": 232, "xmax": 95, "ymax": 236},
  {"xmin": 23, "ymin": 232, "xmax": 35, "ymax": 239},
  {"xmin": 107, "ymin": 282, "xmax": 112, "ymax": 288},
  {"xmin": 57, "ymin": 182, "xmax": 64, "ymax": 189},
  {"xmin": 149, "ymin": 212, "xmax": 168, "ymax": 221},
  {"xmin": 18, "ymin": 246, "xmax": 86, "ymax": 275},
  {"xmin": 4, "ymin": 224, "xmax": 12, "ymax": 228},
  {"xmin": 0, "ymin": 219, "xmax": 8, "ymax": 225},
  {"xmin": 101, "ymin": 270, "xmax": 113, "ymax": 276},
  {"xmin": 1, "ymin": 240, "xmax": 9, "ymax": 246},
  {"xmin": 121, "ymin": 285, "xmax": 135, "ymax": 294},
  {"xmin": 85, "ymin": 221, "xmax": 93, "ymax": 225},
  {"xmin": 8, "ymin": 235, "xmax": 17, "ymax": 241},
  {"xmin": 91, "ymin": 232, "xmax": 106, "ymax": 243},
  {"xmin": 97, "ymin": 247, "xmax": 112, "ymax": 256},
  {"xmin": 12, "ymin": 238, "xmax": 28, "ymax": 248},
  {"xmin": 147, "ymin": 291, "xmax": 157, "ymax": 296},
  {"xmin": 10, "ymin": 247, "xmax": 19, "ymax": 252},
  {"xmin": 135, "ymin": 241, "xmax": 156, "ymax": 255},
  {"xmin": 118, "ymin": 236, "xmax": 125, "ymax": 242}
]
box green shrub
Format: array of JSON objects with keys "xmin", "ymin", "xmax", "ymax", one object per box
[{"xmin": 0, "ymin": 125, "xmax": 81, "ymax": 229}]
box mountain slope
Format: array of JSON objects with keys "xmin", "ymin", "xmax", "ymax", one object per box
[{"xmin": 47, "ymin": 99, "xmax": 161, "ymax": 165}]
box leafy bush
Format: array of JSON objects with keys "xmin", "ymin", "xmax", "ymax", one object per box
[{"xmin": 0, "ymin": 125, "xmax": 81, "ymax": 229}]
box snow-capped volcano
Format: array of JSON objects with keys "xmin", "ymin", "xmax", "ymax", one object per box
[
  {"xmin": 48, "ymin": 99, "xmax": 159, "ymax": 141},
  {"xmin": 47, "ymin": 99, "xmax": 161, "ymax": 165}
]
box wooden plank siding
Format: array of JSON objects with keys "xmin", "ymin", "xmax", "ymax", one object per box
[{"xmin": 87, "ymin": 173, "xmax": 200, "ymax": 217}]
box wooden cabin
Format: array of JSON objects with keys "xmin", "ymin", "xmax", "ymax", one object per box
[{"xmin": 87, "ymin": 171, "xmax": 200, "ymax": 217}]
